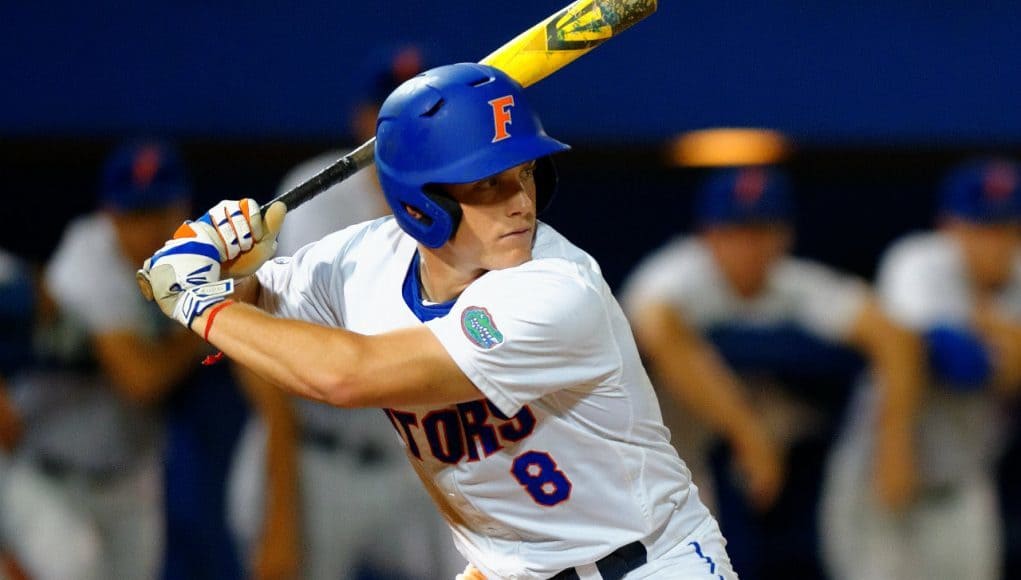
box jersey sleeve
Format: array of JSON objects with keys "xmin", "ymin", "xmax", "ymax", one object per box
[
  {"xmin": 620, "ymin": 239, "xmax": 699, "ymax": 316},
  {"xmin": 875, "ymin": 236, "xmax": 968, "ymax": 330},
  {"xmin": 425, "ymin": 260, "xmax": 622, "ymax": 417},
  {"xmin": 781, "ymin": 259, "xmax": 870, "ymax": 342},
  {"xmin": 255, "ymin": 231, "xmax": 350, "ymax": 327}
]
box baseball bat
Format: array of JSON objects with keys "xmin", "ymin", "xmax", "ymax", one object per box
[
  {"xmin": 138, "ymin": 0, "xmax": 656, "ymax": 300},
  {"xmin": 267, "ymin": 0, "xmax": 657, "ymax": 213}
]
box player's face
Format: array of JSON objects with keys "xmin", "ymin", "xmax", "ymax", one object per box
[
  {"xmin": 703, "ymin": 223, "xmax": 792, "ymax": 298},
  {"xmin": 947, "ymin": 220, "xmax": 1021, "ymax": 290},
  {"xmin": 441, "ymin": 161, "xmax": 538, "ymax": 271}
]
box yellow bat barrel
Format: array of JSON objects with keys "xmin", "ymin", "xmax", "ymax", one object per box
[{"xmin": 480, "ymin": 0, "xmax": 657, "ymax": 89}]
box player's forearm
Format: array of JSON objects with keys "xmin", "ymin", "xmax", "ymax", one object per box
[
  {"xmin": 94, "ymin": 330, "xmax": 206, "ymax": 404},
  {"xmin": 233, "ymin": 366, "xmax": 301, "ymax": 526},
  {"xmin": 233, "ymin": 367, "xmax": 302, "ymax": 578},
  {"xmin": 198, "ymin": 302, "xmax": 363, "ymax": 406},
  {"xmin": 848, "ymin": 303, "xmax": 924, "ymax": 508},
  {"xmin": 850, "ymin": 303, "xmax": 924, "ymax": 435},
  {"xmin": 0, "ymin": 379, "xmax": 22, "ymax": 451},
  {"xmin": 632, "ymin": 304, "xmax": 767, "ymax": 444},
  {"xmin": 974, "ymin": 309, "xmax": 1021, "ymax": 395},
  {"xmin": 873, "ymin": 344, "xmax": 924, "ymax": 438},
  {"xmin": 653, "ymin": 342, "xmax": 785, "ymax": 509},
  {"xmin": 656, "ymin": 347, "xmax": 769, "ymax": 446}
]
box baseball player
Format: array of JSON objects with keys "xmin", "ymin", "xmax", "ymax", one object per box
[
  {"xmin": 0, "ymin": 248, "xmax": 32, "ymax": 580},
  {"xmin": 141, "ymin": 63, "xmax": 736, "ymax": 579},
  {"xmin": 0, "ymin": 140, "xmax": 210, "ymax": 580},
  {"xmin": 0, "ymin": 248, "xmax": 30, "ymax": 454},
  {"xmin": 620, "ymin": 167, "xmax": 923, "ymax": 579},
  {"xmin": 228, "ymin": 44, "xmax": 463, "ymax": 580},
  {"xmin": 821, "ymin": 158, "xmax": 1021, "ymax": 580}
]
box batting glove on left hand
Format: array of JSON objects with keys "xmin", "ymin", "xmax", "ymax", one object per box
[
  {"xmin": 141, "ymin": 215, "xmax": 225, "ymax": 318},
  {"xmin": 169, "ymin": 278, "xmax": 236, "ymax": 330},
  {"xmin": 141, "ymin": 231, "xmax": 236, "ymax": 329},
  {"xmin": 143, "ymin": 245, "xmax": 235, "ymax": 330}
]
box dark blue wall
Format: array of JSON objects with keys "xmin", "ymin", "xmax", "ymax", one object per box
[{"xmin": 2, "ymin": 1, "xmax": 1019, "ymax": 144}]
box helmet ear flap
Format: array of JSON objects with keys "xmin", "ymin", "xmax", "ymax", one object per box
[
  {"xmin": 423, "ymin": 186, "xmax": 463, "ymax": 243},
  {"xmin": 535, "ymin": 156, "xmax": 559, "ymax": 213},
  {"xmin": 409, "ymin": 159, "xmax": 555, "ymax": 246}
]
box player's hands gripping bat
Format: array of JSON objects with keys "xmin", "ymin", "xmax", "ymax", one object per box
[
  {"xmin": 137, "ymin": 0, "xmax": 657, "ymax": 301},
  {"xmin": 139, "ymin": 198, "xmax": 286, "ymax": 304}
]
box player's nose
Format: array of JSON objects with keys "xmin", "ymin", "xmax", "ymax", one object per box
[{"xmin": 505, "ymin": 180, "xmax": 535, "ymax": 216}]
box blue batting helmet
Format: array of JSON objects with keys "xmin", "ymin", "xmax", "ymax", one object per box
[
  {"xmin": 375, "ymin": 63, "xmax": 570, "ymax": 248},
  {"xmin": 695, "ymin": 166, "xmax": 794, "ymax": 226},
  {"xmin": 938, "ymin": 158, "xmax": 1021, "ymax": 223},
  {"xmin": 101, "ymin": 139, "xmax": 192, "ymax": 212}
]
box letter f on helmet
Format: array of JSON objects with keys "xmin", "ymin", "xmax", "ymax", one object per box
[{"xmin": 489, "ymin": 95, "xmax": 515, "ymax": 143}]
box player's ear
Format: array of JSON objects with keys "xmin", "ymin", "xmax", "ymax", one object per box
[
  {"xmin": 403, "ymin": 203, "xmax": 426, "ymax": 221},
  {"xmin": 421, "ymin": 185, "xmax": 463, "ymax": 231}
]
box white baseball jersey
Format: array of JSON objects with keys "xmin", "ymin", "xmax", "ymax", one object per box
[
  {"xmin": 255, "ymin": 217, "xmax": 715, "ymax": 579},
  {"xmin": 19, "ymin": 213, "xmax": 163, "ymax": 472},
  {"xmin": 621, "ymin": 237, "xmax": 868, "ymax": 341},
  {"xmin": 621, "ymin": 237, "xmax": 870, "ymax": 445}
]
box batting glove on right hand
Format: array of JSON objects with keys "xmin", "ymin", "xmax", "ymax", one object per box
[{"xmin": 197, "ymin": 198, "xmax": 287, "ymax": 278}]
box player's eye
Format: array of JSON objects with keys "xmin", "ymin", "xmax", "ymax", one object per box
[{"xmin": 474, "ymin": 176, "xmax": 499, "ymax": 191}]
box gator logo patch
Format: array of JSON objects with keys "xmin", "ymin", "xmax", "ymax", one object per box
[{"xmin": 461, "ymin": 307, "xmax": 504, "ymax": 349}]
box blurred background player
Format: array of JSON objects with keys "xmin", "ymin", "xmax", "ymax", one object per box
[
  {"xmin": 227, "ymin": 44, "xmax": 462, "ymax": 580},
  {"xmin": 270, "ymin": 43, "xmax": 413, "ymax": 254},
  {"xmin": 821, "ymin": 158, "xmax": 1021, "ymax": 580},
  {"xmin": 622, "ymin": 166, "xmax": 923, "ymax": 579},
  {"xmin": 0, "ymin": 247, "xmax": 33, "ymax": 580},
  {"xmin": 0, "ymin": 140, "xmax": 213, "ymax": 580}
]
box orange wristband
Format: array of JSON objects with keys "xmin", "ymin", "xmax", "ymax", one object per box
[{"xmin": 203, "ymin": 299, "xmax": 236, "ymax": 342}]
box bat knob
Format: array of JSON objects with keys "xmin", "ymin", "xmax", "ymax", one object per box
[{"xmin": 136, "ymin": 268, "xmax": 155, "ymax": 302}]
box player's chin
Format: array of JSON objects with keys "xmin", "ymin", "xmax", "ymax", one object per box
[{"xmin": 485, "ymin": 246, "xmax": 533, "ymax": 271}]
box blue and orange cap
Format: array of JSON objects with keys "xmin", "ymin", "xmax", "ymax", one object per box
[
  {"xmin": 939, "ymin": 158, "xmax": 1021, "ymax": 223},
  {"xmin": 100, "ymin": 140, "xmax": 192, "ymax": 212},
  {"xmin": 695, "ymin": 166, "xmax": 794, "ymax": 226},
  {"xmin": 357, "ymin": 44, "xmax": 436, "ymax": 106}
]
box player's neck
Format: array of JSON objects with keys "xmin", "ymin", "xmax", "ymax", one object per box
[{"xmin": 417, "ymin": 247, "xmax": 486, "ymax": 303}]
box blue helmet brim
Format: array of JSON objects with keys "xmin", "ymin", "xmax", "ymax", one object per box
[{"xmin": 426, "ymin": 133, "xmax": 570, "ymax": 186}]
